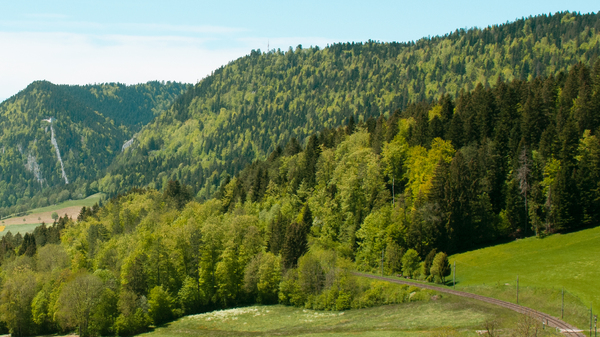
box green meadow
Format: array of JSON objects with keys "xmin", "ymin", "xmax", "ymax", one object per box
[
  {"xmin": 449, "ymin": 226, "xmax": 600, "ymax": 329},
  {"xmin": 24, "ymin": 192, "xmax": 104, "ymax": 214},
  {"xmin": 0, "ymin": 223, "xmax": 42, "ymax": 237},
  {"xmin": 139, "ymin": 296, "xmax": 541, "ymax": 337}
]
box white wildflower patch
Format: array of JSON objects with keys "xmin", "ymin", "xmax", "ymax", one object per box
[
  {"xmin": 188, "ymin": 307, "xmax": 270, "ymax": 322},
  {"xmin": 300, "ymin": 310, "xmax": 344, "ymax": 323}
]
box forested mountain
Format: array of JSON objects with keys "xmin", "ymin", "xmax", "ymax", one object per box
[
  {"xmin": 0, "ymin": 81, "xmax": 189, "ymax": 214},
  {"xmin": 101, "ymin": 11, "xmax": 600, "ymax": 200},
  {"xmin": 59, "ymin": 82, "xmax": 190, "ymax": 130},
  {"xmin": 225, "ymin": 59, "xmax": 600, "ymax": 257},
  {"xmin": 2, "ymin": 59, "xmax": 600, "ymax": 336}
]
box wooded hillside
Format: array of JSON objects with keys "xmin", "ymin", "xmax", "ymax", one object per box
[
  {"xmin": 0, "ymin": 81, "xmax": 189, "ymax": 215},
  {"xmin": 102, "ymin": 11, "xmax": 600, "ymax": 201}
]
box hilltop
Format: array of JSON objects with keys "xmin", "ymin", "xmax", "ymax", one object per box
[{"xmin": 101, "ymin": 11, "xmax": 600, "ymax": 200}]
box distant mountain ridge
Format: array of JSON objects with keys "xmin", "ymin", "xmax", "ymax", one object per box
[
  {"xmin": 101, "ymin": 11, "xmax": 600, "ymax": 199},
  {"xmin": 0, "ymin": 80, "xmax": 189, "ymax": 214}
]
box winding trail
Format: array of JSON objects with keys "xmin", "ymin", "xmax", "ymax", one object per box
[{"xmin": 354, "ymin": 273, "xmax": 585, "ymax": 336}]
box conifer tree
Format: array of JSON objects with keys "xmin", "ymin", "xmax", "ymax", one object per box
[
  {"xmin": 554, "ymin": 120, "xmax": 582, "ymax": 231},
  {"xmin": 421, "ymin": 249, "xmax": 437, "ymax": 280},
  {"xmin": 281, "ymin": 205, "xmax": 312, "ymax": 269}
]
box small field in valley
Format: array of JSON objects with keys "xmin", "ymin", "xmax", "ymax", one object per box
[
  {"xmin": 0, "ymin": 193, "xmax": 104, "ymax": 237},
  {"xmin": 139, "ymin": 296, "xmax": 542, "ymax": 337},
  {"xmin": 448, "ymin": 226, "xmax": 600, "ymax": 329}
]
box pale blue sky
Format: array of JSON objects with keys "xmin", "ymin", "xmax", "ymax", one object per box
[{"xmin": 0, "ymin": 1, "xmax": 598, "ymax": 101}]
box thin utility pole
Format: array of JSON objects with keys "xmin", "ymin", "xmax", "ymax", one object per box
[
  {"xmin": 591, "ymin": 305, "xmax": 593, "ymax": 337},
  {"xmin": 516, "ymin": 275, "xmax": 519, "ymax": 304},
  {"xmin": 561, "ymin": 287, "xmax": 564, "ymax": 319},
  {"xmin": 381, "ymin": 249, "xmax": 384, "ymax": 276},
  {"xmin": 453, "ymin": 261, "xmax": 456, "ymax": 289}
]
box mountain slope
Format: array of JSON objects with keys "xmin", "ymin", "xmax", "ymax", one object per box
[
  {"xmin": 102, "ymin": 11, "xmax": 600, "ymax": 199},
  {"xmin": 59, "ymin": 81, "xmax": 189, "ymax": 130},
  {"xmin": 0, "ymin": 81, "xmax": 189, "ymax": 214}
]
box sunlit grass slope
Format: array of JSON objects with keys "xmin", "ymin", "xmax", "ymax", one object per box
[
  {"xmin": 450, "ymin": 226, "xmax": 600, "ymax": 320},
  {"xmin": 140, "ymin": 297, "xmax": 526, "ymax": 337},
  {"xmin": 25, "ymin": 192, "xmax": 104, "ymax": 214}
]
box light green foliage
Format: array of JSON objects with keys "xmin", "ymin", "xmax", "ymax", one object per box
[
  {"xmin": 56, "ymin": 273, "xmax": 104, "ymax": 337},
  {"xmin": 177, "ymin": 276, "xmax": 206, "ymax": 315},
  {"xmin": 381, "ymin": 119, "xmax": 412, "ymax": 182},
  {"xmin": 215, "ymin": 241, "xmax": 242, "ymax": 307},
  {"xmin": 430, "ymin": 252, "xmax": 451, "ymax": 284},
  {"xmin": 404, "ymin": 138, "xmax": 454, "ymax": 206},
  {"xmin": 355, "ymin": 206, "xmax": 392, "ymax": 272},
  {"xmin": 91, "ymin": 286, "xmax": 118, "ymax": 336},
  {"xmin": 401, "ymin": 249, "xmax": 421, "ymax": 278},
  {"xmin": 384, "ymin": 241, "xmax": 404, "ymax": 275},
  {"xmin": 351, "ymin": 281, "xmax": 434, "ymax": 309},
  {"xmin": 0, "ymin": 268, "xmax": 37, "ymax": 337},
  {"xmin": 148, "ymin": 285, "xmax": 175, "ymax": 326},
  {"xmin": 297, "ymin": 253, "xmax": 326, "ymax": 296},
  {"xmin": 199, "ymin": 219, "xmax": 225, "ymax": 302},
  {"xmin": 114, "ymin": 290, "xmax": 151, "ymax": 336},
  {"xmin": 278, "ymin": 269, "xmax": 305, "ymax": 307},
  {"xmin": 31, "ymin": 275, "xmax": 64, "ymax": 332},
  {"xmin": 541, "ymin": 158, "xmax": 560, "ymax": 194},
  {"xmin": 256, "ymin": 252, "xmax": 282, "ymax": 304},
  {"xmin": 330, "ymin": 131, "xmax": 387, "ymax": 252}
]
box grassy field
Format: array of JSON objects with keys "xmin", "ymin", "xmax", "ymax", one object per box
[
  {"xmin": 140, "ymin": 295, "xmax": 547, "ymax": 337},
  {"xmin": 0, "ymin": 193, "xmax": 104, "ymax": 236},
  {"xmin": 24, "ymin": 192, "xmax": 104, "ymax": 214},
  {"xmin": 449, "ymin": 226, "xmax": 600, "ymax": 329},
  {"xmin": 0, "ymin": 223, "xmax": 42, "ymax": 237}
]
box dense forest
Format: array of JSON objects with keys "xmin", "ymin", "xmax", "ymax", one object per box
[
  {"xmin": 0, "ymin": 81, "xmax": 189, "ymax": 215},
  {"xmin": 1, "ymin": 57, "xmax": 600, "ymax": 335},
  {"xmin": 101, "ymin": 11, "xmax": 600, "ymax": 201},
  {"xmin": 1, "ymin": 10, "xmax": 600, "ymax": 337}
]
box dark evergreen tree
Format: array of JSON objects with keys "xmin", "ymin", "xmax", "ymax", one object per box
[
  {"xmin": 283, "ymin": 138, "xmax": 302, "ymax": 156},
  {"xmin": 301, "ymin": 135, "xmax": 322, "ymax": 188},
  {"xmin": 346, "ymin": 115, "xmax": 356, "ymax": 135},
  {"xmin": 422, "ymin": 249, "xmax": 437, "ymax": 278},
  {"xmin": 554, "ymin": 120, "xmax": 582, "ymax": 231},
  {"xmin": 17, "ymin": 233, "xmax": 36, "ymax": 257},
  {"xmin": 281, "ymin": 205, "xmax": 312, "ymax": 269},
  {"xmin": 163, "ymin": 180, "xmax": 192, "ymax": 210}
]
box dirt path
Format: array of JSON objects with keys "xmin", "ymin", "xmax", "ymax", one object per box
[{"xmin": 354, "ymin": 273, "xmax": 585, "ymax": 336}]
